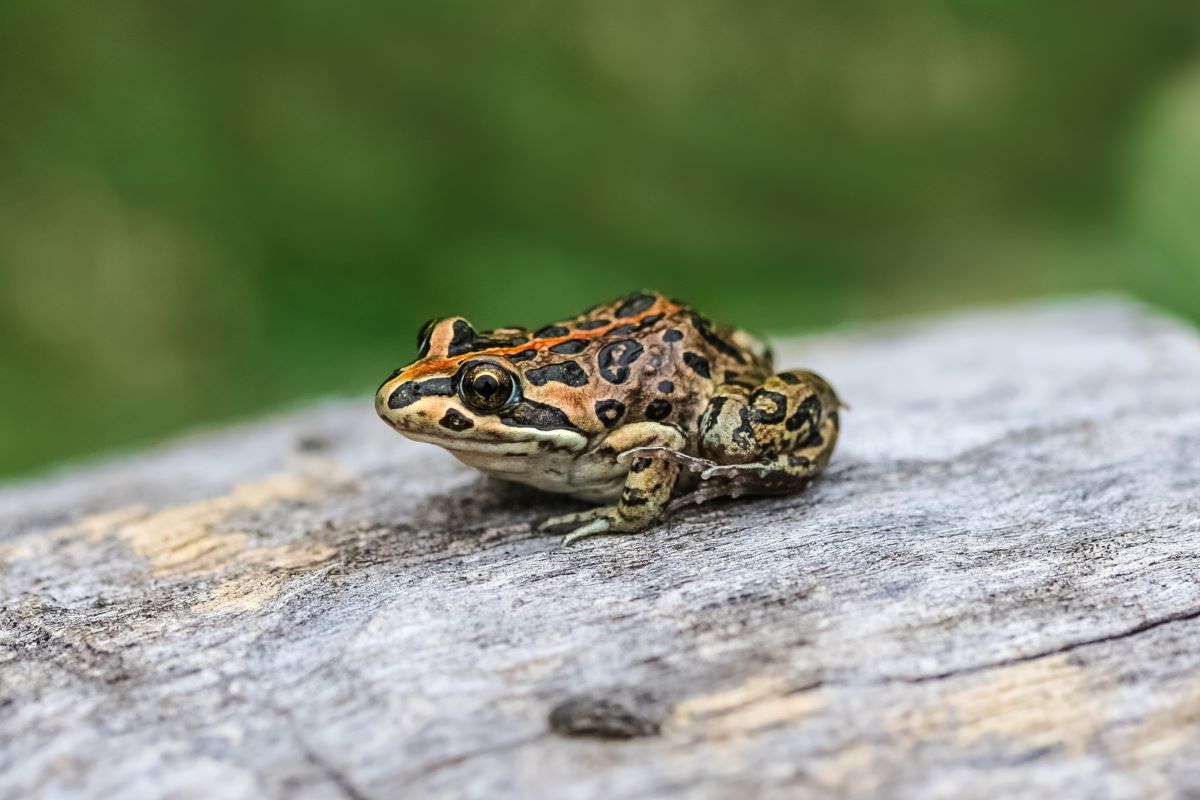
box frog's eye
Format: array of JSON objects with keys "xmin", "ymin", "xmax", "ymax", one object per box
[
  {"xmin": 457, "ymin": 361, "xmax": 519, "ymax": 414},
  {"xmin": 416, "ymin": 318, "xmax": 438, "ymax": 358}
]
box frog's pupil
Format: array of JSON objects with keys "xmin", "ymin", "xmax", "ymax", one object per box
[{"xmin": 474, "ymin": 374, "xmax": 499, "ymax": 397}]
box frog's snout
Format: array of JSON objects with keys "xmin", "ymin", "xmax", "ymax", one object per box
[
  {"xmin": 375, "ymin": 376, "xmax": 410, "ymax": 429},
  {"xmin": 374, "ymin": 385, "xmax": 391, "ymax": 417}
]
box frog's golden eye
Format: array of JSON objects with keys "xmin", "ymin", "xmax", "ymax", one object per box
[{"xmin": 457, "ymin": 361, "xmax": 519, "ymax": 414}]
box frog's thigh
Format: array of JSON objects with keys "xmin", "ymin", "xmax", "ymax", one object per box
[
  {"xmin": 697, "ymin": 369, "xmax": 841, "ymax": 489},
  {"xmin": 548, "ymin": 422, "xmax": 686, "ymax": 544}
]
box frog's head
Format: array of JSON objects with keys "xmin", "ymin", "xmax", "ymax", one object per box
[{"xmin": 375, "ymin": 317, "xmax": 592, "ymax": 459}]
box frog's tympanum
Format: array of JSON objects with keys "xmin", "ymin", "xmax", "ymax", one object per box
[{"xmin": 376, "ymin": 292, "xmax": 841, "ymax": 544}]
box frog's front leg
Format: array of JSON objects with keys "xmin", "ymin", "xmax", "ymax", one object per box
[
  {"xmin": 540, "ymin": 422, "xmax": 685, "ymax": 545},
  {"xmin": 632, "ymin": 370, "xmax": 842, "ymax": 506}
]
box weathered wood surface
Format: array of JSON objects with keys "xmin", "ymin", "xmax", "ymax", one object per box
[{"xmin": 2, "ymin": 298, "xmax": 1199, "ymax": 800}]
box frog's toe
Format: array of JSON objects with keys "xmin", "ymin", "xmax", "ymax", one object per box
[
  {"xmin": 700, "ymin": 462, "xmax": 772, "ymax": 481},
  {"xmin": 538, "ymin": 508, "xmax": 606, "ymax": 533},
  {"xmin": 560, "ymin": 512, "xmax": 649, "ymax": 545},
  {"xmin": 619, "ymin": 446, "xmax": 676, "ymax": 461},
  {"xmin": 561, "ymin": 516, "xmax": 617, "ymax": 545}
]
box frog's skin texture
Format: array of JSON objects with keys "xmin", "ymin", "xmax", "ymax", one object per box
[{"xmin": 376, "ymin": 291, "xmax": 841, "ymax": 544}]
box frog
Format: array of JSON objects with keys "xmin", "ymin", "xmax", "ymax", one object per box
[{"xmin": 375, "ymin": 291, "xmax": 842, "ymax": 544}]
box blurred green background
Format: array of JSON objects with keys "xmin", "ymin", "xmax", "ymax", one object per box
[{"xmin": 1, "ymin": 2, "xmax": 1198, "ymax": 479}]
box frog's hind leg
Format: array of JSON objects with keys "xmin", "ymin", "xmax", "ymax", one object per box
[{"xmin": 636, "ymin": 370, "xmax": 842, "ymax": 508}]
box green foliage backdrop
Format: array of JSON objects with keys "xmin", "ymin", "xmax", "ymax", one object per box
[{"xmin": 1, "ymin": 2, "xmax": 1197, "ymax": 477}]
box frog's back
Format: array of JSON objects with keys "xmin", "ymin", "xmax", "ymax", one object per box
[
  {"xmin": 647, "ymin": 297, "xmax": 773, "ymax": 381},
  {"xmin": 525, "ymin": 292, "xmax": 773, "ymax": 442}
]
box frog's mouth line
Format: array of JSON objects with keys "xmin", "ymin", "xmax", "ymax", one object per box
[{"xmin": 397, "ymin": 428, "xmax": 587, "ymax": 456}]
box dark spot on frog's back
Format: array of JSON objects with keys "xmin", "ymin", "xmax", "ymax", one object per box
[
  {"xmin": 662, "ymin": 329, "xmax": 683, "ymax": 343},
  {"xmin": 535, "ymin": 325, "xmax": 569, "ymax": 339},
  {"xmin": 526, "ymin": 361, "xmax": 589, "ymax": 387},
  {"xmin": 575, "ymin": 318, "xmax": 610, "ymax": 330},
  {"xmin": 597, "ymin": 340, "xmax": 645, "ymax": 384},
  {"xmin": 645, "ymin": 399, "xmax": 672, "ymax": 421},
  {"xmin": 682, "ymin": 352, "xmax": 711, "ymax": 379},
  {"xmin": 550, "ymin": 339, "xmax": 588, "ymax": 355},
  {"xmin": 501, "ymin": 399, "xmax": 582, "ymax": 432},
  {"xmin": 594, "ymin": 399, "xmax": 625, "ymax": 428},
  {"xmin": 508, "ymin": 349, "xmax": 537, "ymax": 363},
  {"xmin": 616, "ymin": 293, "xmax": 657, "ymax": 318},
  {"xmin": 689, "ymin": 313, "xmax": 746, "ymax": 364},
  {"xmin": 387, "ymin": 377, "xmax": 454, "ymax": 409},
  {"xmin": 439, "ymin": 408, "xmax": 474, "ymax": 431},
  {"xmin": 658, "ymin": 380, "xmax": 674, "ymax": 393}
]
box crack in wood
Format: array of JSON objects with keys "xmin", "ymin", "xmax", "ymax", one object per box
[{"xmin": 881, "ymin": 605, "xmax": 1200, "ymax": 684}]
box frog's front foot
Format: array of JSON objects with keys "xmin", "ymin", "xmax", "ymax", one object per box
[
  {"xmin": 538, "ymin": 508, "xmax": 643, "ymax": 545},
  {"xmin": 537, "ymin": 507, "xmax": 603, "ymax": 534}
]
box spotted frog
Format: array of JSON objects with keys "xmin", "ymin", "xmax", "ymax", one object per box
[{"xmin": 376, "ymin": 291, "xmax": 841, "ymax": 543}]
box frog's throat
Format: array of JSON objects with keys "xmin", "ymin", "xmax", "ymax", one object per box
[{"xmin": 390, "ymin": 297, "xmax": 681, "ymax": 384}]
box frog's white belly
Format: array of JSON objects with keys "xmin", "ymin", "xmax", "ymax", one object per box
[{"xmin": 449, "ymin": 446, "xmax": 625, "ymax": 503}]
